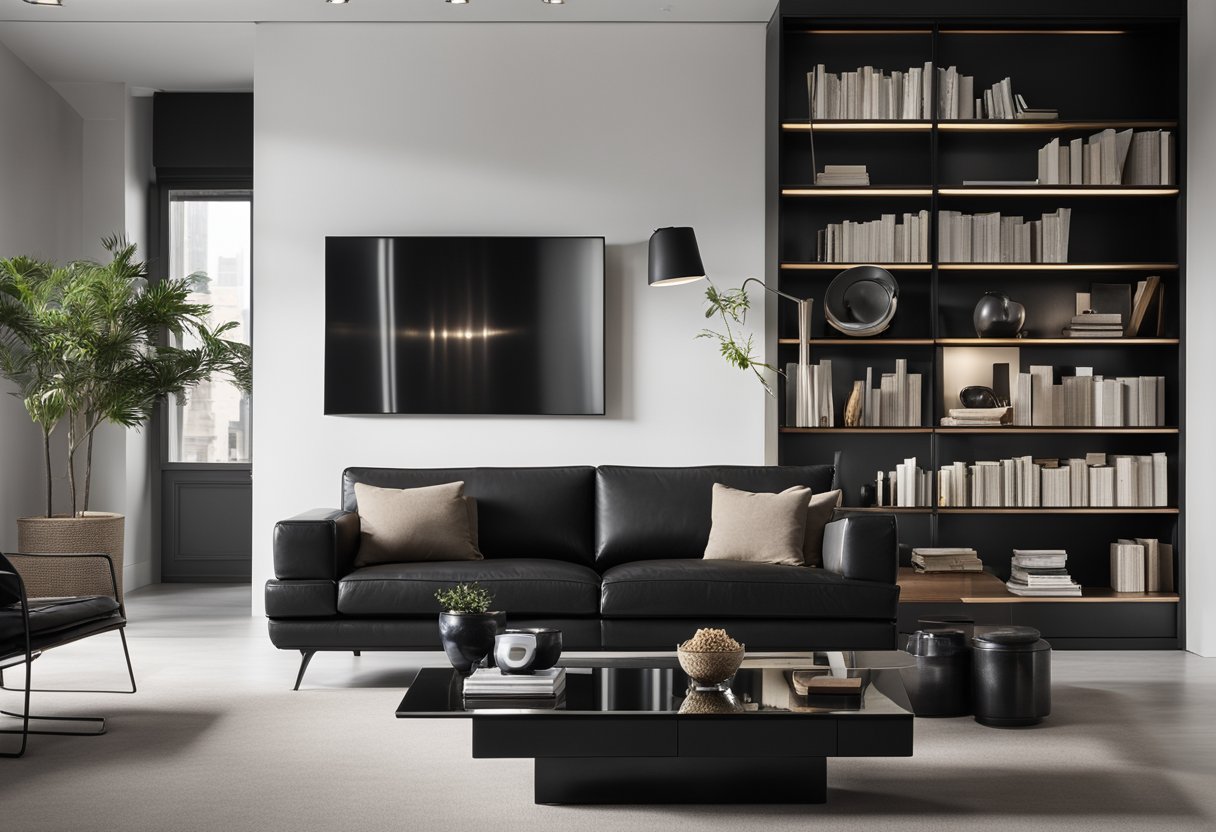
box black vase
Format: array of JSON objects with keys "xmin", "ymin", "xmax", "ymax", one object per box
[
  {"xmin": 438, "ymin": 612, "xmax": 499, "ymax": 674},
  {"xmin": 973, "ymin": 291, "xmax": 1026, "ymax": 338}
]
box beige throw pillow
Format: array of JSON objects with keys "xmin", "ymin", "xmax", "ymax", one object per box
[
  {"xmin": 703, "ymin": 483, "xmax": 811, "ymax": 568},
  {"xmin": 353, "ymin": 481, "xmax": 483, "ymax": 567},
  {"xmin": 802, "ymin": 489, "xmax": 843, "ymax": 567}
]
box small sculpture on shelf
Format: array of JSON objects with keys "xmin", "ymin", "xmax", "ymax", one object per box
[{"xmin": 973, "ymin": 291, "xmax": 1025, "ymax": 338}]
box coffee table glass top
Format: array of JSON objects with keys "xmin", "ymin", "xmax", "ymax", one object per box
[{"xmin": 396, "ymin": 655, "xmax": 911, "ymax": 719}]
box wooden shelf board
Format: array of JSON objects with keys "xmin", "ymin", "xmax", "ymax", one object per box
[
  {"xmin": 937, "ymin": 263, "xmax": 1177, "ymax": 271},
  {"xmin": 778, "ymin": 338, "xmax": 934, "ymax": 346},
  {"xmin": 845, "ymin": 507, "xmax": 934, "ymax": 514},
  {"xmin": 938, "ymin": 187, "xmax": 1178, "ymax": 197},
  {"xmin": 898, "ymin": 568, "xmax": 1179, "ymax": 604},
  {"xmin": 782, "ymin": 187, "xmax": 934, "ymax": 197},
  {"xmin": 797, "ymin": 29, "xmax": 935, "ymax": 35},
  {"xmin": 937, "ymin": 338, "xmax": 1179, "ymax": 346},
  {"xmin": 781, "ymin": 262, "xmax": 933, "ymax": 271},
  {"xmin": 937, "ymin": 120, "xmax": 1177, "ymax": 132},
  {"xmin": 938, "ymin": 29, "xmax": 1129, "ymax": 36},
  {"xmin": 936, "ymin": 508, "xmax": 1178, "ymax": 515},
  {"xmin": 782, "ymin": 121, "xmax": 933, "ymax": 132},
  {"xmin": 780, "ymin": 427, "xmax": 933, "ymax": 434},
  {"xmin": 936, "ymin": 427, "xmax": 1178, "ymax": 435}
]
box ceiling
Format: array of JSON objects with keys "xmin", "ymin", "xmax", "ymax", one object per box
[{"xmin": 0, "ymin": 0, "xmax": 778, "ymax": 92}]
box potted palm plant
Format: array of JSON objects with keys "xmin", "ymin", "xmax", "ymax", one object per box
[{"xmin": 0, "ymin": 237, "xmax": 250, "ymax": 599}]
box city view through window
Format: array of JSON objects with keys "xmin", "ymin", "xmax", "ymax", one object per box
[{"xmin": 166, "ymin": 192, "xmax": 252, "ymax": 463}]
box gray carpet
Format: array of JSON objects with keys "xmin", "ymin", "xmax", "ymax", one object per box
[{"xmin": 2, "ymin": 584, "xmax": 1214, "ymax": 832}]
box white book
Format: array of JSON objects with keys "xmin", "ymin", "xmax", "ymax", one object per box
[
  {"xmin": 1114, "ymin": 456, "xmax": 1136, "ymax": 506},
  {"xmin": 1152, "ymin": 452, "xmax": 1168, "ymax": 506},
  {"xmin": 1089, "ymin": 466, "xmax": 1114, "ymax": 507},
  {"xmin": 1030, "ymin": 365, "xmax": 1053, "ymax": 426},
  {"xmin": 1110, "ymin": 543, "xmax": 1146, "ymax": 592},
  {"xmin": 895, "ymin": 358, "xmax": 908, "ymax": 426}
]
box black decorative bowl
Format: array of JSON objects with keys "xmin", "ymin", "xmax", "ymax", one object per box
[
  {"xmin": 494, "ymin": 628, "xmax": 563, "ymax": 674},
  {"xmin": 824, "ymin": 265, "xmax": 899, "ymax": 337}
]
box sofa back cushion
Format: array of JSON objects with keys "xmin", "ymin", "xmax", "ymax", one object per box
[
  {"xmin": 595, "ymin": 462, "xmax": 838, "ymax": 571},
  {"xmin": 343, "ymin": 467, "xmax": 596, "ymax": 566}
]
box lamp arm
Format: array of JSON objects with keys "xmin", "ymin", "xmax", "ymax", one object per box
[{"xmin": 739, "ymin": 276, "xmax": 804, "ymax": 306}]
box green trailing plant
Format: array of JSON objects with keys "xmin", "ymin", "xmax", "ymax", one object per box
[
  {"xmin": 0, "ymin": 237, "xmax": 251, "ymax": 518},
  {"xmin": 697, "ymin": 281, "xmax": 779, "ymax": 395},
  {"xmin": 435, "ymin": 583, "xmax": 494, "ymax": 614}
]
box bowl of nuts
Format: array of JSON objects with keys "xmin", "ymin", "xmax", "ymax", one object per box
[{"xmin": 677, "ymin": 628, "xmax": 745, "ymax": 689}]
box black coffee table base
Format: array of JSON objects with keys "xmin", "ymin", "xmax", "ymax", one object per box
[{"xmin": 534, "ymin": 756, "xmax": 827, "ymax": 804}]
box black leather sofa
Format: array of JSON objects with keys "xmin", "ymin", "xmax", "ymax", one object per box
[{"xmin": 266, "ymin": 465, "xmax": 899, "ymax": 684}]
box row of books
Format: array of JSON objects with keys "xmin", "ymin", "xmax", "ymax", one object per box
[
  {"xmin": 1036, "ymin": 129, "xmax": 1174, "ymax": 186},
  {"xmin": 1011, "ymin": 367, "xmax": 1166, "ymax": 427},
  {"xmin": 912, "ymin": 547, "xmax": 982, "ymax": 573},
  {"xmin": 462, "ymin": 667, "xmax": 566, "ymax": 710},
  {"xmin": 937, "ymin": 209, "xmax": 1072, "ymax": 263},
  {"xmin": 1110, "ymin": 538, "xmax": 1175, "ymax": 593},
  {"xmin": 936, "ymin": 452, "xmax": 1168, "ymax": 508},
  {"xmin": 940, "ymin": 406, "xmax": 1009, "ymax": 427},
  {"xmin": 858, "ymin": 359, "xmax": 923, "ymax": 427},
  {"xmin": 816, "ymin": 211, "xmax": 931, "ymax": 263},
  {"xmin": 1006, "ymin": 550, "xmax": 1080, "ymax": 597},
  {"xmin": 808, "ymin": 63, "xmax": 933, "ymax": 121},
  {"xmin": 876, "ymin": 458, "xmax": 933, "ymax": 507},
  {"xmin": 783, "ymin": 360, "xmax": 835, "ymax": 429}
]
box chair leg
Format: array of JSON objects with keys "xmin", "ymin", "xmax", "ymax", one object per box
[
  {"xmin": 293, "ymin": 650, "xmax": 317, "ymax": 691},
  {"xmin": 0, "ymin": 654, "xmax": 31, "ymax": 758},
  {"xmin": 353, "ymin": 650, "xmax": 361, "ymax": 657},
  {"xmin": 0, "ymin": 628, "xmax": 135, "ymax": 695}
]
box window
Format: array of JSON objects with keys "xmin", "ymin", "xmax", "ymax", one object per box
[{"xmin": 165, "ymin": 190, "xmax": 252, "ymax": 463}]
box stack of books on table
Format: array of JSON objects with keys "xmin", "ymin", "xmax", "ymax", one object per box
[
  {"xmin": 462, "ymin": 667, "xmax": 566, "ymax": 709},
  {"xmin": 912, "ymin": 547, "xmax": 983, "ymax": 573},
  {"xmin": 1064, "ymin": 312, "xmax": 1123, "ymax": 338},
  {"xmin": 1006, "ymin": 550, "xmax": 1081, "ymax": 597},
  {"xmin": 815, "ymin": 165, "xmax": 870, "ymax": 186}
]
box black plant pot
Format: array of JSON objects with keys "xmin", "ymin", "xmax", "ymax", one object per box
[{"xmin": 438, "ymin": 611, "xmax": 499, "ymax": 674}]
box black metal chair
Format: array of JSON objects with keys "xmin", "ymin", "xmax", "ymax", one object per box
[{"xmin": 0, "ymin": 551, "xmax": 136, "ymax": 758}]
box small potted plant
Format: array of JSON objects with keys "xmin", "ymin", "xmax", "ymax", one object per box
[{"xmin": 435, "ymin": 583, "xmax": 501, "ymax": 674}]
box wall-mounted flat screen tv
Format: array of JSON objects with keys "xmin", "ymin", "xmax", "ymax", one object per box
[{"xmin": 325, "ymin": 236, "xmax": 605, "ymax": 415}]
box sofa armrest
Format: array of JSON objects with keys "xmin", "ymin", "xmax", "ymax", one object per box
[
  {"xmin": 821, "ymin": 512, "xmax": 898, "ymax": 585},
  {"xmin": 272, "ymin": 509, "xmax": 360, "ymax": 581}
]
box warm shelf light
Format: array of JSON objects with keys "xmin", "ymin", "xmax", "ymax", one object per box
[
  {"xmin": 782, "ymin": 121, "xmax": 932, "ymax": 132},
  {"xmin": 938, "ymin": 187, "xmax": 1179, "ymax": 197},
  {"xmin": 781, "ymin": 188, "xmax": 934, "ymax": 197}
]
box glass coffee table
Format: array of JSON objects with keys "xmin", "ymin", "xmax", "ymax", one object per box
[{"xmin": 396, "ymin": 655, "xmax": 913, "ymax": 804}]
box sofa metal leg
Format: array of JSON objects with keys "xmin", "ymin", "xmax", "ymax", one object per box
[
  {"xmin": 353, "ymin": 650, "xmax": 361, "ymax": 657},
  {"xmin": 293, "ymin": 650, "xmax": 316, "ymax": 691}
]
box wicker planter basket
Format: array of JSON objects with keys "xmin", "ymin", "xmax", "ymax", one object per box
[{"xmin": 16, "ymin": 512, "xmax": 126, "ymax": 601}]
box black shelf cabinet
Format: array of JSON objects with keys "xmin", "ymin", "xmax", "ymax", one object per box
[{"xmin": 767, "ymin": 0, "xmax": 1185, "ymax": 649}]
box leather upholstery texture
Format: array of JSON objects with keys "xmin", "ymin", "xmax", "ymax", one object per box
[
  {"xmin": 342, "ymin": 467, "xmax": 596, "ymax": 566},
  {"xmin": 600, "ymin": 618, "xmax": 897, "ymax": 651},
  {"xmin": 337, "ymin": 558, "xmax": 601, "ymax": 617},
  {"xmin": 265, "ymin": 579, "xmax": 337, "ymax": 618},
  {"xmin": 822, "ymin": 513, "xmax": 900, "ymax": 585},
  {"xmin": 599, "ymin": 559, "xmax": 899, "ymax": 620},
  {"xmin": 273, "ymin": 508, "xmax": 360, "ymax": 580},
  {"xmin": 1, "ymin": 595, "xmax": 124, "ymax": 658},
  {"xmin": 595, "ymin": 463, "xmax": 838, "ymax": 570},
  {"xmin": 268, "ymin": 617, "xmax": 602, "ymax": 651}
]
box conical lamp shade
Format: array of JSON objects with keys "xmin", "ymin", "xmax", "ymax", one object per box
[{"xmin": 648, "ymin": 227, "xmax": 706, "ymax": 287}]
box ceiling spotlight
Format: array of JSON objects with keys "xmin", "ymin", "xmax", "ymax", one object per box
[
  {"xmin": 447, "ymin": 0, "xmax": 470, "ymax": 5},
  {"xmin": 326, "ymin": 0, "xmax": 349, "ymax": 4},
  {"xmin": 22, "ymin": 0, "xmax": 64, "ymax": 6},
  {"xmin": 543, "ymin": 0, "xmax": 566, "ymax": 4}
]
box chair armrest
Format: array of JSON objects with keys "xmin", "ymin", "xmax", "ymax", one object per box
[
  {"xmin": 821, "ymin": 513, "xmax": 898, "ymax": 585},
  {"xmin": 273, "ymin": 509, "xmax": 360, "ymax": 581}
]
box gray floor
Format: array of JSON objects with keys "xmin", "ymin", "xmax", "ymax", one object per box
[{"xmin": 2, "ymin": 584, "xmax": 1214, "ymax": 832}]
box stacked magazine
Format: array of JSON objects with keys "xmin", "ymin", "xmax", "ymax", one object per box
[
  {"xmin": 462, "ymin": 667, "xmax": 566, "ymax": 710},
  {"xmin": 1006, "ymin": 550, "xmax": 1081, "ymax": 597}
]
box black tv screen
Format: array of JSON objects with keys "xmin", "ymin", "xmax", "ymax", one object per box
[{"xmin": 325, "ymin": 236, "xmax": 604, "ymax": 415}]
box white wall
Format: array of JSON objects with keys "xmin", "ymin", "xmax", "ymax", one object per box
[
  {"xmin": 0, "ymin": 40, "xmax": 82, "ymax": 548},
  {"xmin": 253, "ymin": 22, "xmax": 767, "ymax": 612},
  {"xmin": 1187, "ymin": 0, "xmax": 1216, "ymax": 657}
]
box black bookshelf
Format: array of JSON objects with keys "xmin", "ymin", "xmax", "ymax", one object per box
[{"xmin": 766, "ymin": 1, "xmax": 1186, "ymax": 648}]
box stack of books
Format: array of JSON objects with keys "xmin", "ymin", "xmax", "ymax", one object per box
[
  {"xmin": 1035, "ymin": 130, "xmax": 1172, "ymax": 186},
  {"xmin": 816, "ymin": 211, "xmax": 931, "ymax": 263},
  {"xmin": 815, "ymin": 164, "xmax": 870, "ymax": 186},
  {"xmin": 1006, "ymin": 550, "xmax": 1081, "ymax": 597},
  {"xmin": 936, "ymin": 452, "xmax": 1168, "ymax": 508},
  {"xmin": 462, "ymin": 667, "xmax": 566, "ymax": 709},
  {"xmin": 808, "ymin": 63, "xmax": 933, "ymax": 120},
  {"xmin": 912, "ymin": 547, "xmax": 983, "ymax": 573},
  {"xmin": 937, "ymin": 208, "xmax": 1071, "ymax": 263},
  {"xmin": 939, "ymin": 407, "xmax": 1009, "ymax": 427},
  {"xmin": 1065, "ymin": 312, "xmax": 1123, "ymax": 338}
]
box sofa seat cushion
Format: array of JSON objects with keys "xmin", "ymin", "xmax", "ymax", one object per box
[
  {"xmin": 337, "ymin": 559, "xmax": 601, "ymax": 617},
  {"xmin": 599, "ymin": 559, "xmax": 899, "ymax": 621}
]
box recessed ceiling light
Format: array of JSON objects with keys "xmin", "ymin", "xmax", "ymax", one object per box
[
  {"xmin": 22, "ymin": 0, "xmax": 63, "ymax": 6},
  {"xmin": 543, "ymin": 0, "xmax": 566, "ymax": 4},
  {"xmin": 447, "ymin": 0, "xmax": 470, "ymax": 5},
  {"xmin": 326, "ymin": 0, "xmax": 349, "ymax": 4}
]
